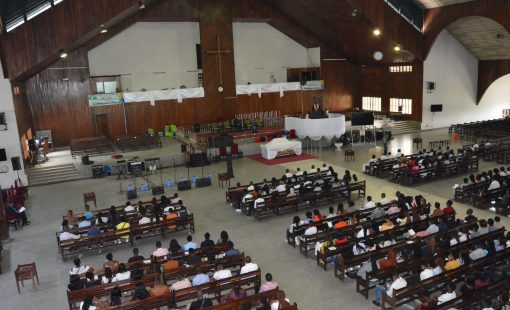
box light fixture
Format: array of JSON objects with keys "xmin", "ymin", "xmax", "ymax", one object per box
[
  {"xmin": 139, "ymin": 1, "xmax": 145, "ymax": 9},
  {"xmin": 351, "ymin": 9, "xmax": 358, "ymax": 17},
  {"xmin": 394, "ymin": 45, "xmax": 401, "ymax": 52},
  {"xmin": 100, "ymin": 24, "xmax": 108, "ymax": 34},
  {"xmin": 373, "ymin": 51, "xmax": 383, "ymax": 61},
  {"xmin": 60, "ymin": 50, "xmax": 68, "ymax": 58},
  {"xmin": 373, "ymin": 28, "xmax": 381, "ymax": 36}
]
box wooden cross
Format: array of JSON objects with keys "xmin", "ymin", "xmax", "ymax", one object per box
[{"xmin": 206, "ymin": 35, "xmax": 231, "ymax": 90}]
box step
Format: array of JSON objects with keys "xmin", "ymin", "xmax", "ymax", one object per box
[
  {"xmin": 29, "ymin": 168, "xmax": 78, "ymax": 178},
  {"xmin": 29, "ymin": 172, "xmax": 81, "ymax": 183},
  {"xmin": 29, "ymin": 164, "xmax": 76, "ymax": 173},
  {"xmin": 29, "ymin": 176, "xmax": 85, "ymax": 187}
]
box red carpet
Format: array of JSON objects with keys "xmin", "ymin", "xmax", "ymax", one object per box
[{"xmin": 247, "ymin": 153, "xmax": 316, "ymax": 166}]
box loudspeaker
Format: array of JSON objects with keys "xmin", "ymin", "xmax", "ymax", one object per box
[
  {"xmin": 152, "ymin": 186, "xmax": 164, "ymax": 195},
  {"xmin": 181, "ymin": 144, "xmax": 187, "ymax": 153},
  {"xmin": 82, "ymin": 155, "xmax": 90, "ymax": 165},
  {"xmin": 28, "ymin": 139, "xmax": 37, "ymax": 151},
  {"xmin": 127, "ymin": 189, "xmax": 137, "ymax": 200},
  {"xmin": 196, "ymin": 44, "xmax": 202, "ymax": 69},
  {"xmin": 92, "ymin": 165, "xmax": 104, "ymax": 178},
  {"xmin": 196, "ymin": 177, "xmax": 211, "ymax": 188},
  {"xmin": 177, "ymin": 180, "xmax": 191, "ymax": 191},
  {"xmin": 193, "ymin": 123, "xmax": 200, "ymax": 133},
  {"xmin": 11, "ymin": 156, "xmax": 21, "ymax": 171}
]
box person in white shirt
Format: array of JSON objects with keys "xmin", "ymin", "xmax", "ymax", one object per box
[
  {"xmin": 320, "ymin": 164, "xmax": 329, "ymax": 172},
  {"xmin": 419, "ymin": 262, "xmax": 434, "ymax": 281},
  {"xmin": 79, "ymin": 295, "xmax": 97, "ymax": 310},
  {"xmin": 275, "ymin": 182, "xmax": 287, "ymax": 193},
  {"xmin": 170, "ymin": 193, "xmax": 180, "ymax": 204},
  {"xmin": 60, "ymin": 227, "xmax": 80, "ymax": 241},
  {"xmin": 284, "ymin": 169, "xmax": 293, "ymax": 178},
  {"xmin": 78, "ymin": 220, "xmax": 91, "ymax": 228},
  {"xmin": 295, "ymin": 168, "xmax": 303, "ymax": 176},
  {"xmin": 488, "ymin": 179, "xmax": 501, "ymax": 190},
  {"xmin": 437, "ymin": 282, "xmax": 457, "ymax": 305},
  {"xmin": 364, "ymin": 196, "xmax": 376, "ymax": 209},
  {"xmin": 380, "ymin": 154, "xmax": 388, "ymax": 160},
  {"xmin": 253, "ymin": 197, "xmax": 265, "ymax": 209},
  {"xmin": 240, "ymin": 256, "xmax": 259, "ymax": 274},
  {"xmin": 138, "ymin": 216, "xmax": 151, "ymax": 225},
  {"xmin": 241, "ymin": 192, "xmax": 253, "ymax": 204},
  {"xmin": 70, "ymin": 258, "xmax": 91, "ymax": 275},
  {"xmin": 213, "ymin": 265, "xmax": 232, "ymax": 280},
  {"xmin": 304, "ymin": 226, "xmax": 317, "ymax": 236},
  {"xmin": 124, "ymin": 202, "xmax": 135, "ymax": 212},
  {"xmin": 469, "ymin": 244, "xmax": 487, "ymax": 261},
  {"xmin": 308, "ymin": 165, "xmax": 316, "ymax": 174},
  {"xmin": 373, "ymin": 274, "xmax": 407, "ymax": 305},
  {"xmin": 395, "ymin": 149, "xmax": 402, "ymax": 157},
  {"xmin": 362, "ymin": 155, "xmax": 377, "ymax": 173},
  {"xmin": 380, "ymin": 193, "xmax": 389, "ymax": 206},
  {"xmin": 425, "ymin": 221, "xmax": 439, "ymax": 235},
  {"xmin": 112, "ymin": 263, "xmax": 131, "ymax": 282}
]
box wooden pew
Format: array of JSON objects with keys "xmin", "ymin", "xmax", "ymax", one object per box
[{"xmin": 381, "ymin": 246, "xmax": 510, "ymax": 310}]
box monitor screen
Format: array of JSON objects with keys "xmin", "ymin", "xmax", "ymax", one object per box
[
  {"xmin": 352, "ymin": 112, "xmax": 374, "ymax": 126},
  {"xmin": 0, "ymin": 149, "xmax": 6, "ymax": 161},
  {"xmin": 431, "ymin": 104, "xmax": 443, "ymax": 112}
]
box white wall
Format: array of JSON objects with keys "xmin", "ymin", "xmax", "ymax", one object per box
[
  {"xmin": 233, "ymin": 22, "xmax": 320, "ymax": 84},
  {"xmin": 0, "ymin": 61, "xmax": 28, "ymax": 189},
  {"xmin": 88, "ymin": 22, "xmax": 200, "ymax": 92},
  {"xmin": 422, "ymin": 30, "xmax": 509, "ymax": 129}
]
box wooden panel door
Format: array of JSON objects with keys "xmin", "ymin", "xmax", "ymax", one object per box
[{"xmin": 95, "ymin": 114, "xmax": 109, "ymax": 138}]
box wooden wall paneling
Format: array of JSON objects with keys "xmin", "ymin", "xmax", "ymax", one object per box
[
  {"xmin": 477, "ymin": 59, "xmax": 510, "ymax": 103},
  {"xmin": 11, "ymin": 86, "xmax": 35, "ymax": 142},
  {"xmin": 91, "ymin": 105, "xmax": 127, "ymax": 138},
  {"xmin": 361, "ymin": 62, "xmax": 423, "ymax": 121}
]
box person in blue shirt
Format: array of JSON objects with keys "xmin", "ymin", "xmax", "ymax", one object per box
[
  {"xmin": 87, "ymin": 222, "xmax": 101, "ymax": 235},
  {"xmin": 192, "ymin": 267, "xmax": 210, "ymax": 286},
  {"xmin": 182, "ymin": 234, "xmax": 197, "ymax": 251},
  {"xmin": 84, "ymin": 205, "xmax": 94, "ymax": 220}
]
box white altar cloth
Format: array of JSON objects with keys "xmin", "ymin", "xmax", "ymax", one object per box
[
  {"xmin": 260, "ymin": 138, "xmax": 302, "ymax": 160},
  {"xmin": 285, "ymin": 114, "xmax": 346, "ymax": 141}
]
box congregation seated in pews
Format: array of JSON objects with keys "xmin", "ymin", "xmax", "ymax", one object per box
[
  {"xmin": 453, "ymin": 166, "xmax": 510, "ymax": 211},
  {"xmin": 226, "ymin": 164, "xmax": 365, "ymax": 219},
  {"xmin": 282, "ymin": 187, "xmax": 510, "ymax": 309},
  {"xmin": 64, "ymin": 231, "xmax": 297, "ymax": 310},
  {"xmin": 57, "ymin": 194, "xmax": 195, "ymax": 260},
  {"xmin": 362, "ymin": 146, "xmax": 478, "ymax": 186}
]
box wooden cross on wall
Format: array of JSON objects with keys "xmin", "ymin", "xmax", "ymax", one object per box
[{"xmin": 205, "ymin": 35, "xmax": 231, "ymax": 92}]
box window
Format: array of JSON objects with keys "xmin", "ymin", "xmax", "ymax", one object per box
[
  {"xmin": 26, "ymin": 2, "xmax": 52, "ymax": 21},
  {"xmin": 390, "ymin": 98, "xmax": 412, "ymax": 115},
  {"xmin": 362, "ymin": 97, "xmax": 382, "ymax": 112},
  {"xmin": 389, "ymin": 65, "xmax": 413, "ymax": 73},
  {"xmin": 96, "ymin": 81, "xmax": 118, "ymax": 94}
]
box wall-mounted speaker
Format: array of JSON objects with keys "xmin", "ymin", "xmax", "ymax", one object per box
[
  {"xmin": 426, "ymin": 81, "xmax": 436, "ymax": 93},
  {"xmin": 196, "ymin": 44, "xmax": 202, "ymax": 70},
  {"xmin": 11, "ymin": 156, "xmax": 21, "ymax": 171}
]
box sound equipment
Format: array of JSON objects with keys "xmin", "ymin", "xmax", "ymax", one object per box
[
  {"xmin": 226, "ymin": 158, "xmax": 234, "ymax": 178},
  {"xmin": 181, "ymin": 144, "xmax": 187, "ymax": 153},
  {"xmin": 309, "ymin": 110, "xmax": 327, "ymax": 119},
  {"xmin": 11, "ymin": 156, "xmax": 21, "ymax": 171},
  {"xmin": 127, "ymin": 189, "xmax": 138, "ymax": 199},
  {"xmin": 351, "ymin": 112, "xmax": 375, "ymax": 126},
  {"xmin": 127, "ymin": 161, "xmax": 145, "ymax": 173},
  {"xmin": 152, "ymin": 185, "xmax": 164, "ymax": 195},
  {"xmin": 177, "ymin": 180, "xmax": 191, "ymax": 191},
  {"xmin": 233, "ymin": 119, "xmax": 242, "ymax": 131},
  {"xmin": 82, "ymin": 155, "xmax": 93, "ymax": 165},
  {"xmin": 92, "ymin": 165, "xmax": 104, "ymax": 178},
  {"xmin": 193, "ymin": 123, "xmax": 201, "ymax": 133},
  {"xmin": 196, "ymin": 177, "xmax": 211, "ymax": 188},
  {"xmin": 28, "ymin": 139, "xmax": 37, "ymax": 151},
  {"xmin": 0, "ymin": 148, "xmax": 6, "ymax": 161}
]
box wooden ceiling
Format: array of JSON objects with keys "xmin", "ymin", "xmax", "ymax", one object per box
[
  {"xmin": 412, "ymin": 0, "xmax": 475, "ymax": 9},
  {"xmin": 447, "ymin": 16, "xmax": 510, "ymax": 60}
]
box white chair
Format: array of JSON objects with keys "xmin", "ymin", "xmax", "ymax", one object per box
[{"xmin": 334, "ymin": 142, "xmax": 343, "ymax": 151}]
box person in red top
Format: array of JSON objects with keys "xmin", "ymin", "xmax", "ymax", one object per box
[
  {"xmin": 442, "ymin": 200, "xmax": 455, "ymax": 217},
  {"xmin": 312, "ymin": 209, "xmax": 324, "ymax": 223},
  {"xmin": 335, "ymin": 217, "xmax": 349, "ymax": 229}
]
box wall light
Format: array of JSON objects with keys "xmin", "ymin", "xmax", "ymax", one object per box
[
  {"xmin": 373, "ymin": 28, "xmax": 381, "ymax": 36},
  {"xmin": 394, "ymin": 45, "xmax": 401, "ymax": 52},
  {"xmin": 60, "ymin": 50, "xmax": 68, "ymax": 58},
  {"xmin": 100, "ymin": 24, "xmax": 108, "ymax": 34}
]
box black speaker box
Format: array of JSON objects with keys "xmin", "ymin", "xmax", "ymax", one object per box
[
  {"xmin": 82, "ymin": 155, "xmax": 90, "ymax": 165},
  {"xmin": 193, "ymin": 123, "xmax": 200, "ymax": 133},
  {"xmin": 181, "ymin": 144, "xmax": 187, "ymax": 153},
  {"xmin": 196, "ymin": 177, "xmax": 211, "ymax": 188},
  {"xmin": 152, "ymin": 186, "xmax": 164, "ymax": 195},
  {"xmin": 11, "ymin": 156, "xmax": 21, "ymax": 171},
  {"xmin": 127, "ymin": 189, "xmax": 137, "ymax": 199},
  {"xmin": 177, "ymin": 180, "xmax": 191, "ymax": 191},
  {"xmin": 92, "ymin": 165, "xmax": 104, "ymax": 178},
  {"xmin": 28, "ymin": 139, "xmax": 37, "ymax": 151}
]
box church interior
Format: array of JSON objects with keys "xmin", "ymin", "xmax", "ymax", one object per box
[{"xmin": 0, "ymin": 0, "xmax": 510, "ymax": 309}]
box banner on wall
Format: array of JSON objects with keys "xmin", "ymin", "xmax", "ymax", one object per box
[{"xmin": 88, "ymin": 93, "xmax": 124, "ymax": 107}]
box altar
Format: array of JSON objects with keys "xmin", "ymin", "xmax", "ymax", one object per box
[
  {"xmin": 284, "ymin": 113, "xmax": 346, "ymax": 142},
  {"xmin": 260, "ymin": 138, "xmax": 302, "ymax": 160}
]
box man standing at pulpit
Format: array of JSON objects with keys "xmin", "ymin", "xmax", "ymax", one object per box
[{"xmin": 312, "ymin": 96, "xmax": 322, "ymax": 112}]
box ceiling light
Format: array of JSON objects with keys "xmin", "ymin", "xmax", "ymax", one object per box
[
  {"xmin": 100, "ymin": 24, "xmax": 108, "ymax": 34},
  {"xmin": 373, "ymin": 28, "xmax": 381, "ymax": 36},
  {"xmin": 60, "ymin": 50, "xmax": 68, "ymax": 58},
  {"xmin": 139, "ymin": 1, "xmax": 145, "ymax": 9},
  {"xmin": 394, "ymin": 45, "xmax": 401, "ymax": 52}
]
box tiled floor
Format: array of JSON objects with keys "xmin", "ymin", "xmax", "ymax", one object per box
[{"xmin": 0, "ymin": 128, "xmax": 504, "ymax": 310}]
